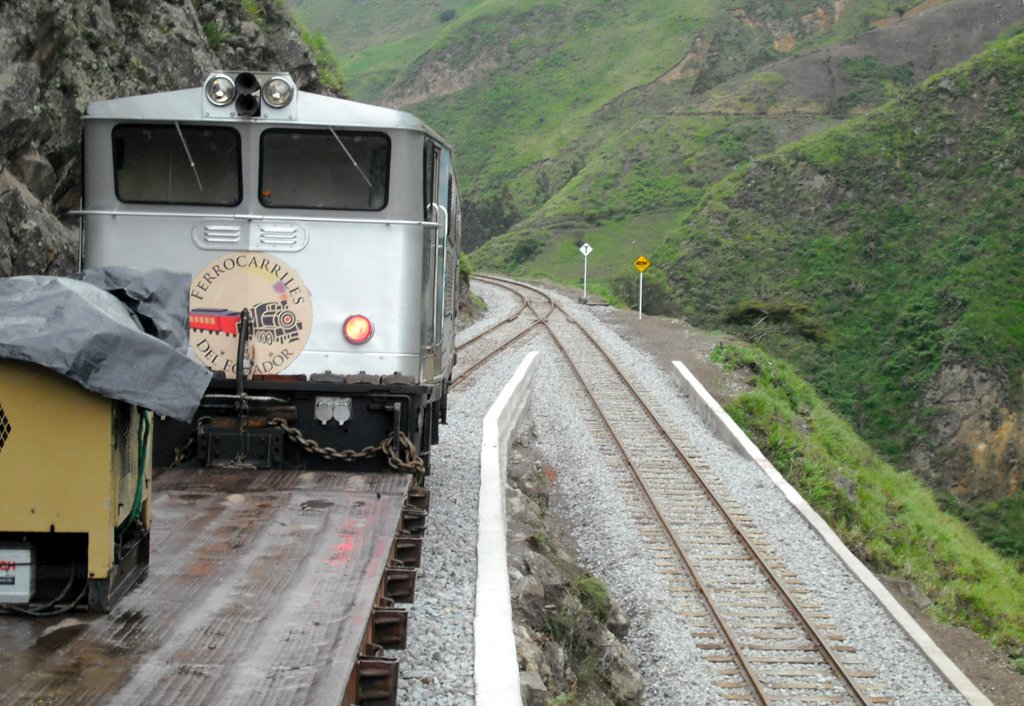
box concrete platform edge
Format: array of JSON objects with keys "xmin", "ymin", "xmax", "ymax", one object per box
[{"xmin": 475, "ymin": 351, "xmax": 540, "ymax": 706}]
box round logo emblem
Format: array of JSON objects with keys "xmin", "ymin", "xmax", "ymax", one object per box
[{"xmin": 188, "ymin": 252, "xmax": 313, "ymax": 378}]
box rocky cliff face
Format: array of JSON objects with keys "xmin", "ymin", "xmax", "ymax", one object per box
[
  {"xmin": 0, "ymin": 0, "xmax": 338, "ymax": 278},
  {"xmin": 913, "ymin": 361, "xmax": 1022, "ymax": 501}
]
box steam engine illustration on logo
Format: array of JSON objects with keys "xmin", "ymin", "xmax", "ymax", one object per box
[
  {"xmin": 189, "ymin": 302, "xmax": 303, "ymax": 345},
  {"xmin": 78, "ymin": 70, "xmax": 462, "ymax": 471}
]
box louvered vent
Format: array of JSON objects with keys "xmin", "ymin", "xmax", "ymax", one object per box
[
  {"xmin": 192, "ymin": 221, "xmax": 242, "ymax": 249},
  {"xmin": 258, "ymin": 222, "xmax": 307, "ymax": 251}
]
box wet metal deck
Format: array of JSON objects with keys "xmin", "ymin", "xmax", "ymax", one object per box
[{"xmin": 0, "ymin": 468, "xmax": 411, "ymax": 705}]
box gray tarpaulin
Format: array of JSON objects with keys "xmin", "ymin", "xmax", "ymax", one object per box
[
  {"xmin": 73, "ymin": 266, "xmax": 194, "ymax": 352},
  {"xmin": 0, "ymin": 271, "xmax": 211, "ymax": 421}
]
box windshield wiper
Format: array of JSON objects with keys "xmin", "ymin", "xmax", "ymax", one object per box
[
  {"xmin": 175, "ymin": 122, "xmax": 204, "ymax": 192},
  {"xmin": 327, "ymin": 127, "xmax": 373, "ymax": 187}
]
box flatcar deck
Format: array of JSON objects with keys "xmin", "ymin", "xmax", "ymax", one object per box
[{"xmin": 0, "ymin": 467, "xmax": 413, "ymax": 705}]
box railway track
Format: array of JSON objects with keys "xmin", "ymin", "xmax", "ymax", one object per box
[
  {"xmin": 472, "ymin": 274, "xmax": 891, "ymax": 705},
  {"xmin": 452, "ymin": 278, "xmax": 553, "ymax": 388}
]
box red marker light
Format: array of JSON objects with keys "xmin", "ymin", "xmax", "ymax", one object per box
[{"xmin": 343, "ymin": 315, "xmax": 373, "ymax": 344}]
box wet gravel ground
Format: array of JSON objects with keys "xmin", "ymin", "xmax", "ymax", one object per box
[{"xmin": 397, "ymin": 279, "xmax": 970, "ymax": 705}]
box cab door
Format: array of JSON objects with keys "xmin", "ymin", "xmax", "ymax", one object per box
[{"xmin": 421, "ymin": 140, "xmax": 443, "ymax": 378}]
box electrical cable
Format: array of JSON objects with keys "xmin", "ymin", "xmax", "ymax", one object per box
[{"xmin": 0, "ymin": 562, "xmax": 86, "ymax": 617}]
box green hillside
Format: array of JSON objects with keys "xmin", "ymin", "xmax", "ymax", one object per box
[
  {"xmin": 390, "ymin": 0, "xmax": 723, "ymax": 249},
  {"xmin": 288, "ymin": 1, "xmax": 488, "ymax": 99},
  {"xmin": 662, "ymin": 32, "xmax": 1024, "ymax": 469}
]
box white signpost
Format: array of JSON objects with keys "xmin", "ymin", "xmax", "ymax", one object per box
[
  {"xmin": 633, "ymin": 255, "xmax": 650, "ymax": 320},
  {"xmin": 579, "ymin": 242, "xmax": 593, "ymax": 302}
]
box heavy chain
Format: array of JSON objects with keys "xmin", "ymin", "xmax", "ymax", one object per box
[{"xmin": 269, "ymin": 417, "xmax": 426, "ymax": 476}]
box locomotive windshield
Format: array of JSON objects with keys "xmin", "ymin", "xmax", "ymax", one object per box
[
  {"xmin": 112, "ymin": 124, "xmax": 241, "ymax": 206},
  {"xmin": 259, "ymin": 129, "xmax": 389, "ymax": 211}
]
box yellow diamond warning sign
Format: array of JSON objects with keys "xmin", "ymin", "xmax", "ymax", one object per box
[{"xmin": 633, "ymin": 256, "xmax": 650, "ymax": 273}]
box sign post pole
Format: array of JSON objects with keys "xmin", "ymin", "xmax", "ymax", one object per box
[
  {"xmin": 639, "ymin": 271, "xmax": 644, "ymax": 320},
  {"xmin": 579, "ymin": 242, "xmax": 593, "ymax": 302},
  {"xmin": 633, "ymin": 255, "xmax": 650, "ymax": 321}
]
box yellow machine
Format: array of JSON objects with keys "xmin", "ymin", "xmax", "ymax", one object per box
[{"xmin": 0, "ymin": 360, "xmax": 151, "ymax": 612}]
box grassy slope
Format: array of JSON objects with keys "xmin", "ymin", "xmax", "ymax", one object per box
[
  {"xmin": 661, "ymin": 33, "xmax": 1024, "ymax": 462},
  {"xmin": 716, "ymin": 343, "xmax": 1024, "ymax": 658},
  {"xmin": 403, "ymin": 1, "xmax": 718, "ymax": 212},
  {"xmin": 289, "ymin": 1, "xmax": 490, "ymax": 98}
]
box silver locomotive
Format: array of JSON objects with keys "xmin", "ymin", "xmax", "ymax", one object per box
[{"xmin": 78, "ymin": 71, "xmax": 461, "ymax": 473}]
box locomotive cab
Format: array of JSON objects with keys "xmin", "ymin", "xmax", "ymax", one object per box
[{"xmin": 78, "ymin": 71, "xmax": 462, "ymax": 474}]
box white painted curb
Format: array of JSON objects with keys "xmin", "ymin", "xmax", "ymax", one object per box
[
  {"xmin": 671, "ymin": 360, "xmax": 993, "ymax": 706},
  {"xmin": 475, "ymin": 351, "xmax": 540, "ymax": 706}
]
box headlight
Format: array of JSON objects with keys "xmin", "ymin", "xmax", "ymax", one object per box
[
  {"xmin": 205, "ymin": 74, "xmax": 236, "ymax": 106},
  {"xmin": 263, "ymin": 77, "xmax": 294, "ymax": 108}
]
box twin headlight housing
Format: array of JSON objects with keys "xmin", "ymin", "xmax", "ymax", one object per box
[{"xmin": 202, "ymin": 71, "xmax": 297, "ymax": 119}]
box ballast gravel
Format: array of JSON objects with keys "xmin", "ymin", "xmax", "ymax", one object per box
[{"xmin": 397, "ymin": 280, "xmax": 970, "ymax": 706}]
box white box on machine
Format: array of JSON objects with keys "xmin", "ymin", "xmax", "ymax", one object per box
[{"xmin": 0, "ymin": 544, "xmax": 34, "ymax": 603}]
